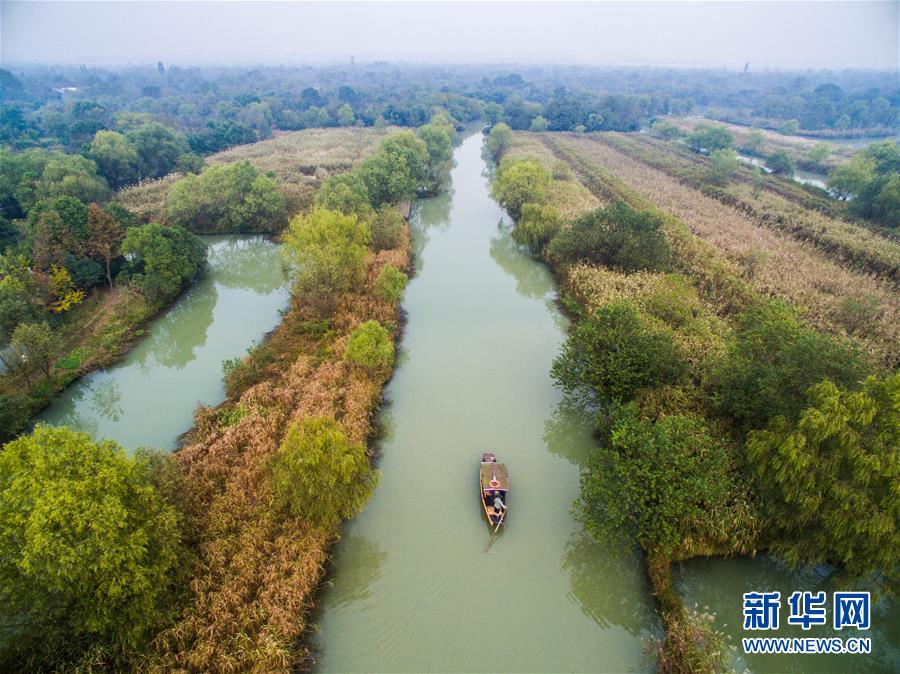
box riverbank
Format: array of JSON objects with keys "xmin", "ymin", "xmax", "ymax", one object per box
[
  {"xmin": 0, "ymin": 270, "xmax": 187, "ymax": 443},
  {"xmin": 492, "ymin": 127, "xmax": 898, "ymax": 672},
  {"xmin": 145, "ymin": 221, "xmax": 411, "ymax": 671}
]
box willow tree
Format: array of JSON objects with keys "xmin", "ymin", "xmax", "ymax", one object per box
[{"xmin": 746, "ymin": 374, "xmax": 899, "ymax": 588}]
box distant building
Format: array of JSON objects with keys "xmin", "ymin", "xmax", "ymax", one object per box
[{"xmin": 53, "ymin": 86, "xmax": 79, "ymax": 93}]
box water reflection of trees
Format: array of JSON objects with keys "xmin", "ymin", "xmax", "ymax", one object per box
[
  {"xmin": 410, "ymin": 193, "xmax": 452, "ymax": 274},
  {"xmin": 488, "ymin": 226, "xmax": 555, "ymax": 301},
  {"xmin": 206, "ymin": 237, "xmax": 288, "ymax": 294},
  {"xmin": 326, "ymin": 535, "xmax": 388, "ymax": 609},
  {"xmin": 562, "ymin": 529, "xmax": 660, "ymax": 638},
  {"xmin": 88, "ymin": 379, "xmax": 123, "ymax": 422},
  {"xmin": 140, "ymin": 283, "xmax": 217, "ymax": 370},
  {"xmin": 543, "ymin": 398, "xmax": 597, "ymax": 468}
]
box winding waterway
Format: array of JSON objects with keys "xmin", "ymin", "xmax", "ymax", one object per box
[{"xmin": 38, "ymin": 235, "xmax": 290, "ymax": 450}]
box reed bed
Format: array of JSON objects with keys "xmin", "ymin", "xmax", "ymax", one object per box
[
  {"xmin": 147, "ymin": 230, "xmax": 410, "ymax": 673},
  {"xmin": 116, "ymin": 128, "xmax": 388, "ymax": 225},
  {"xmin": 667, "ymin": 116, "xmax": 856, "ymax": 169},
  {"xmin": 598, "ymin": 134, "xmax": 900, "ymax": 281},
  {"xmin": 546, "ymin": 135, "xmax": 900, "ymax": 368}
]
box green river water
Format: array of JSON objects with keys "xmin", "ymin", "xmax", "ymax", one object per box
[
  {"xmin": 38, "ymin": 235, "xmax": 290, "ymax": 450},
  {"xmin": 33, "ymin": 136, "xmax": 897, "ymax": 673}
]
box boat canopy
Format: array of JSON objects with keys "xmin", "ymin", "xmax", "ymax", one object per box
[{"xmin": 480, "ymin": 462, "xmax": 509, "ymax": 492}]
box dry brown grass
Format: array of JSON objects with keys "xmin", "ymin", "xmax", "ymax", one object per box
[
  {"xmin": 597, "ymin": 133, "xmax": 900, "ymax": 281},
  {"xmin": 550, "ymin": 134, "xmax": 900, "ymax": 367},
  {"xmin": 116, "ymin": 128, "xmax": 390, "ymax": 225},
  {"xmin": 147, "ymin": 226, "xmax": 410, "ymax": 673}
]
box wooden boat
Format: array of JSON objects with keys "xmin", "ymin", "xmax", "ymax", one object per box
[{"xmin": 480, "ymin": 452, "xmax": 509, "ymax": 528}]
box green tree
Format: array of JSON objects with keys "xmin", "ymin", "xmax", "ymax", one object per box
[
  {"xmin": 552, "ymin": 301, "xmax": 687, "ymax": 403},
  {"xmin": 766, "ymin": 150, "xmax": 796, "ymax": 176},
  {"xmin": 546, "ymin": 202, "xmax": 669, "ymax": 273},
  {"xmin": 483, "ymin": 102, "xmax": 503, "ymax": 126},
  {"xmin": 167, "ymin": 161, "xmax": 286, "ymax": 233},
  {"xmin": 315, "ymin": 171, "xmax": 374, "ymax": 221},
  {"xmin": 337, "ymin": 103, "xmax": 355, "ymax": 127},
  {"xmin": 649, "ymin": 119, "xmax": 682, "ymax": 140},
  {"xmin": 270, "ymin": 417, "xmax": 378, "ymax": 528},
  {"xmin": 512, "ymin": 202, "xmax": 563, "ymax": 254},
  {"xmin": 0, "ymin": 254, "xmax": 41, "ymax": 343},
  {"xmin": 484, "ymin": 122, "xmax": 512, "ymax": 161},
  {"xmin": 746, "ymin": 375, "xmax": 899, "ymax": 587},
  {"xmin": 529, "ymin": 115, "xmax": 549, "ymax": 132},
  {"xmin": 872, "ymin": 174, "xmax": 900, "ymax": 227},
  {"xmin": 373, "ymin": 264, "xmax": 408, "ymax": 304},
  {"xmin": 418, "ymin": 117, "xmax": 454, "ymax": 191},
  {"xmin": 344, "ymin": 320, "xmax": 394, "ymax": 369},
  {"xmin": 31, "ymin": 209, "xmax": 79, "ymax": 272},
  {"xmin": 120, "ymin": 223, "xmax": 206, "ymax": 306},
  {"xmin": 581, "ymin": 403, "xmax": 737, "ymax": 555},
  {"xmin": 778, "ymin": 119, "xmax": 801, "ymax": 135},
  {"xmin": 35, "ymin": 153, "xmax": 110, "ymax": 205},
  {"xmin": 707, "ymin": 301, "xmax": 871, "ymax": 430},
  {"xmin": 828, "ymin": 155, "xmax": 875, "ymax": 200},
  {"xmin": 10, "ymin": 322, "xmax": 55, "ymax": 380},
  {"xmin": 705, "ymin": 148, "xmax": 739, "ymax": 185},
  {"xmin": 491, "ymin": 157, "xmax": 551, "ymax": 220},
  {"xmin": 0, "ymin": 425, "xmax": 186, "ymax": 660},
  {"xmin": 89, "ymin": 130, "xmax": 141, "ymax": 188},
  {"xmin": 806, "ymin": 143, "xmax": 830, "ymax": 165},
  {"xmin": 687, "ymin": 123, "xmax": 733, "ymax": 153},
  {"xmin": 124, "ymin": 120, "xmax": 189, "ymax": 179},
  {"xmin": 282, "ymin": 208, "xmax": 370, "ymax": 305},
  {"xmin": 358, "ymin": 147, "xmax": 415, "ymax": 207}
]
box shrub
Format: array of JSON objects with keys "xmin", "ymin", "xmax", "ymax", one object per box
[
  {"xmin": 746, "ymin": 374, "xmax": 899, "ymax": 588},
  {"xmin": 0, "ymin": 425, "xmax": 186, "ymax": 662},
  {"xmin": 546, "ymin": 201, "xmax": 669, "ymax": 272},
  {"xmin": 552, "ymin": 301, "xmax": 688, "ymax": 403},
  {"xmin": 705, "ymin": 148, "xmax": 738, "ymax": 185},
  {"xmin": 167, "ymin": 161, "xmax": 286, "ymax": 233},
  {"xmin": 707, "ymin": 300, "xmax": 871, "ymax": 430},
  {"xmin": 512, "ymin": 202, "xmax": 563, "ymax": 254},
  {"xmin": 374, "ymin": 264, "xmax": 408, "ymax": 304},
  {"xmin": 370, "ymin": 205, "xmax": 404, "ymax": 251},
  {"xmin": 269, "ymin": 417, "xmax": 378, "ymax": 528},
  {"xmin": 491, "ymin": 157, "xmax": 551, "ymax": 220},
  {"xmin": 766, "ymin": 150, "xmax": 796, "ymax": 177},
  {"xmin": 581, "ymin": 403, "xmax": 736, "ymax": 555},
  {"xmin": 344, "ymin": 320, "xmax": 394, "ymax": 369},
  {"xmin": 222, "ymin": 343, "xmax": 274, "ymax": 398}
]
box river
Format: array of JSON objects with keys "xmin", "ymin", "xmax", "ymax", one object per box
[
  {"xmin": 37, "ymin": 235, "xmax": 290, "ymax": 450},
  {"xmin": 311, "ymin": 133, "xmax": 658, "ymax": 672}
]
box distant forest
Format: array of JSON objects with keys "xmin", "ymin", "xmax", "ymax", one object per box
[{"xmin": 2, "ymin": 63, "xmax": 898, "ymax": 158}]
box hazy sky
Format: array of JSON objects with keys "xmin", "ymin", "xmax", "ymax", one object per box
[{"xmin": 2, "ymin": 1, "xmax": 898, "ymax": 70}]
